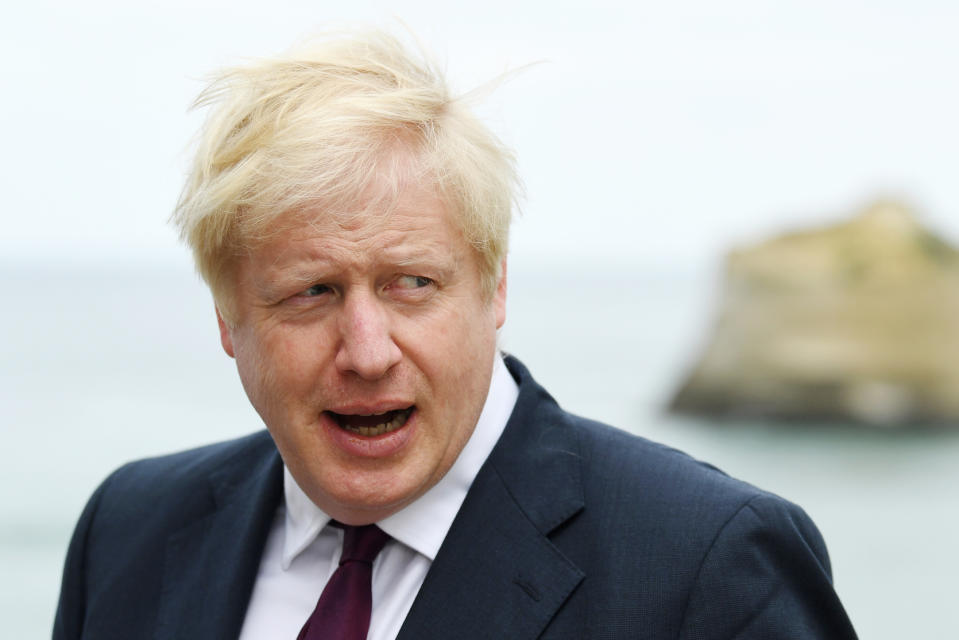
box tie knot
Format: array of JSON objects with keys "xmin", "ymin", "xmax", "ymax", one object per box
[{"xmin": 340, "ymin": 524, "xmax": 391, "ymax": 565}]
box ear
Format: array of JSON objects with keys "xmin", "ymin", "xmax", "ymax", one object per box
[
  {"xmin": 494, "ymin": 258, "xmax": 507, "ymax": 330},
  {"xmin": 215, "ymin": 306, "xmax": 236, "ymax": 358}
]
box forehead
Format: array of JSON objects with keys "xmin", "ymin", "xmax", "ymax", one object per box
[{"xmin": 246, "ymin": 181, "xmax": 466, "ymax": 274}]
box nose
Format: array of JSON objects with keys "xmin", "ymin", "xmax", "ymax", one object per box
[{"xmin": 334, "ymin": 291, "xmax": 402, "ymax": 380}]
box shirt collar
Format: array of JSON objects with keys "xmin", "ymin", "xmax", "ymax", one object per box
[{"xmin": 281, "ymin": 354, "xmax": 519, "ymax": 567}]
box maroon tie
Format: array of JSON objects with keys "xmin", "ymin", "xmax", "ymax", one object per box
[{"xmin": 297, "ymin": 523, "xmax": 391, "ymax": 640}]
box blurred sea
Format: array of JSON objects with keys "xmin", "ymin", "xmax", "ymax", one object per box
[{"xmin": 3, "ymin": 261, "xmax": 958, "ymax": 639}]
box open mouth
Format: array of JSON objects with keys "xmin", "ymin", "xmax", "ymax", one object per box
[{"xmin": 327, "ymin": 407, "xmax": 414, "ymax": 437}]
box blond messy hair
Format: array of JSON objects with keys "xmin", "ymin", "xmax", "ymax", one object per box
[{"xmin": 172, "ymin": 30, "xmax": 520, "ymax": 324}]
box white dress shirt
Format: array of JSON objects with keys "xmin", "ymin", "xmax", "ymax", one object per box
[{"xmin": 238, "ymin": 355, "xmax": 519, "ymax": 640}]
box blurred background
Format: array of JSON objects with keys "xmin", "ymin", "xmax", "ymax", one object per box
[{"xmin": 3, "ymin": 1, "xmax": 958, "ymax": 637}]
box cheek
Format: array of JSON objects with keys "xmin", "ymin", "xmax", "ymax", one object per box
[
  {"xmin": 269, "ymin": 332, "xmax": 328, "ymax": 396},
  {"xmin": 233, "ymin": 328, "xmax": 313, "ymax": 411},
  {"xmin": 232, "ymin": 341, "xmax": 273, "ymax": 411},
  {"xmin": 412, "ymin": 305, "xmax": 484, "ymax": 362},
  {"xmin": 435, "ymin": 306, "xmax": 498, "ymax": 384}
]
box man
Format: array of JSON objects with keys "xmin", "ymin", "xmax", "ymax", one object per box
[{"xmin": 54, "ymin": 30, "xmax": 857, "ymax": 639}]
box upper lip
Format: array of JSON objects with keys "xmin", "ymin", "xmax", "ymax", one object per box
[{"xmin": 324, "ymin": 402, "xmax": 414, "ymax": 416}]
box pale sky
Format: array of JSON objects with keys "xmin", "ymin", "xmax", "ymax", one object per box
[{"xmin": 3, "ymin": 0, "xmax": 957, "ymax": 271}]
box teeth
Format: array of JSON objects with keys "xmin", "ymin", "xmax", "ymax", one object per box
[{"xmin": 342, "ymin": 408, "xmax": 412, "ymax": 436}]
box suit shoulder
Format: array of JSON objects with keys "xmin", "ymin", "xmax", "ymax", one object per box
[
  {"xmin": 566, "ymin": 414, "xmax": 806, "ymax": 531},
  {"xmin": 108, "ymin": 430, "xmax": 274, "ymax": 489},
  {"xmin": 557, "ymin": 415, "xmax": 843, "ymax": 611},
  {"xmin": 89, "ymin": 430, "xmax": 277, "ymax": 525},
  {"xmin": 569, "ymin": 415, "xmax": 738, "ymax": 485}
]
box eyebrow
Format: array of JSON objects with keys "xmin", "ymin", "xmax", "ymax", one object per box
[{"xmin": 252, "ymin": 244, "xmax": 458, "ymax": 299}]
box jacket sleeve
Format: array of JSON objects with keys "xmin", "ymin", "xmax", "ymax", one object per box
[
  {"xmin": 677, "ymin": 494, "xmax": 858, "ymax": 640},
  {"xmin": 51, "ymin": 470, "xmax": 115, "ymax": 640}
]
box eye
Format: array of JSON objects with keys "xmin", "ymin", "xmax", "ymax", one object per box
[
  {"xmin": 395, "ymin": 275, "xmax": 434, "ymax": 290},
  {"xmin": 298, "ymin": 283, "xmax": 332, "ymax": 297}
]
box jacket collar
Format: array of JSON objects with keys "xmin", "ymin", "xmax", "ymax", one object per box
[{"xmin": 397, "ymin": 355, "xmax": 585, "ymax": 639}]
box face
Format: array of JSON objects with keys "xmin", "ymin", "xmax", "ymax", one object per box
[{"xmin": 217, "ymin": 180, "xmax": 506, "ymax": 525}]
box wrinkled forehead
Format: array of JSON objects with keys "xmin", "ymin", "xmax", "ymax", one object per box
[{"xmin": 262, "ymin": 181, "xmax": 456, "ymax": 249}]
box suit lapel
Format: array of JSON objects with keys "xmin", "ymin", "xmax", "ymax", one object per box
[
  {"xmin": 398, "ymin": 356, "xmax": 586, "ymax": 639},
  {"xmin": 155, "ymin": 432, "xmax": 283, "ymax": 640}
]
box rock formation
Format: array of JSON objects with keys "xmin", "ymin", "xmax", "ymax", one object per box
[{"xmin": 670, "ymin": 201, "xmax": 959, "ymax": 426}]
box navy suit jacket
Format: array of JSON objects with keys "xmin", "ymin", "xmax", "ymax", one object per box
[{"xmin": 54, "ymin": 357, "xmax": 857, "ymax": 639}]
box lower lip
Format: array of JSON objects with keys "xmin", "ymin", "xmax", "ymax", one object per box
[{"xmin": 321, "ymin": 409, "xmax": 416, "ymax": 459}]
